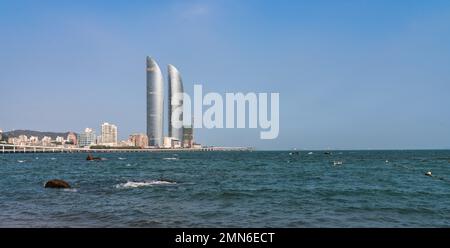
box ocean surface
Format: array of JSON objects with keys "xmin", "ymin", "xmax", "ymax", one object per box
[{"xmin": 1, "ymin": 150, "xmax": 450, "ymax": 227}]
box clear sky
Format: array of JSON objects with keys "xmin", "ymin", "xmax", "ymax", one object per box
[{"xmin": 1, "ymin": 0, "xmax": 450, "ymax": 150}]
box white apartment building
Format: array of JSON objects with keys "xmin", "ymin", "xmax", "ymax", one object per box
[{"xmin": 101, "ymin": 122, "xmax": 118, "ymax": 146}]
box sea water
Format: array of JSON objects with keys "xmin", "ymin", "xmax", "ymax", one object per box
[{"xmin": 1, "ymin": 150, "xmax": 450, "ymax": 227}]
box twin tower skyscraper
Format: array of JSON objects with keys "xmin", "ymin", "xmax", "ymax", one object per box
[{"xmin": 146, "ymin": 56, "xmax": 184, "ymax": 147}]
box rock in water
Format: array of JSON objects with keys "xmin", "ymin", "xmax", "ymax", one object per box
[
  {"xmin": 87, "ymin": 154, "xmax": 102, "ymax": 161},
  {"xmin": 45, "ymin": 179, "xmax": 71, "ymax": 189}
]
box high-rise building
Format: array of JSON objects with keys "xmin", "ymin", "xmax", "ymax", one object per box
[
  {"xmin": 101, "ymin": 122, "xmax": 118, "ymax": 146},
  {"xmin": 78, "ymin": 128, "xmax": 96, "ymax": 147},
  {"xmin": 66, "ymin": 132, "xmax": 77, "ymax": 145},
  {"xmin": 168, "ymin": 64, "xmax": 184, "ymax": 144},
  {"xmin": 146, "ymin": 57, "xmax": 164, "ymax": 147},
  {"xmin": 129, "ymin": 133, "xmax": 149, "ymax": 148},
  {"xmin": 0, "ymin": 129, "xmax": 3, "ymax": 141},
  {"xmin": 183, "ymin": 125, "xmax": 194, "ymax": 148}
]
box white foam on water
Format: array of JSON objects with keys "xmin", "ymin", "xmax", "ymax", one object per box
[
  {"xmin": 63, "ymin": 188, "xmax": 78, "ymax": 193},
  {"xmin": 163, "ymin": 158, "xmax": 178, "ymax": 160},
  {"xmin": 118, "ymin": 157, "xmax": 126, "ymax": 160},
  {"xmin": 115, "ymin": 180, "xmax": 176, "ymax": 189}
]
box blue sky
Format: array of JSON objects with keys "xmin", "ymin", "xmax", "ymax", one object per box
[{"xmin": 1, "ymin": 0, "xmax": 450, "ymax": 150}]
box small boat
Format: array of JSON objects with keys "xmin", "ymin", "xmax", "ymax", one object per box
[
  {"xmin": 324, "ymin": 152, "xmax": 332, "ymax": 155},
  {"xmin": 425, "ymin": 171, "xmax": 432, "ymax": 177},
  {"xmin": 308, "ymin": 152, "xmax": 313, "ymax": 155}
]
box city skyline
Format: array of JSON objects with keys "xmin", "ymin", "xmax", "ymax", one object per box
[{"xmin": 1, "ymin": 1, "xmax": 450, "ymax": 150}]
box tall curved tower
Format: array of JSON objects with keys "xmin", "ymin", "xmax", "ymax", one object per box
[
  {"xmin": 168, "ymin": 64, "xmax": 184, "ymax": 142},
  {"xmin": 146, "ymin": 57, "xmax": 164, "ymax": 147}
]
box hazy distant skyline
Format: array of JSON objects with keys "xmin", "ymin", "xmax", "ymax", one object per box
[{"xmin": 1, "ymin": 0, "xmax": 450, "ymax": 150}]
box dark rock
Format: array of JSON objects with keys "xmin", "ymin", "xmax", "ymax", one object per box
[
  {"xmin": 45, "ymin": 179, "xmax": 71, "ymax": 189},
  {"xmin": 87, "ymin": 154, "xmax": 102, "ymax": 161}
]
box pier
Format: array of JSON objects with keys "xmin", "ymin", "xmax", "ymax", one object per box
[{"xmin": 0, "ymin": 144, "xmax": 253, "ymax": 154}]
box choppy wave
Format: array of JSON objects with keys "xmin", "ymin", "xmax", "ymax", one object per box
[
  {"xmin": 115, "ymin": 180, "xmax": 176, "ymax": 189},
  {"xmin": 163, "ymin": 157, "xmax": 178, "ymax": 160},
  {"xmin": 63, "ymin": 188, "xmax": 78, "ymax": 193}
]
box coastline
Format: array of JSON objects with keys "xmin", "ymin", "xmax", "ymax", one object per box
[{"xmin": 0, "ymin": 144, "xmax": 253, "ymax": 154}]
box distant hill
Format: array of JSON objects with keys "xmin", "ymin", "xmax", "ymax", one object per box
[{"xmin": 3, "ymin": 130, "xmax": 77, "ymax": 140}]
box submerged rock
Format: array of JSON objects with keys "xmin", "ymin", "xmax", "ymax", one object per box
[{"xmin": 44, "ymin": 179, "xmax": 71, "ymax": 189}]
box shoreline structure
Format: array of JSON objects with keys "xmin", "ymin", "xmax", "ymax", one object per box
[{"xmin": 0, "ymin": 144, "xmax": 252, "ymax": 154}]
